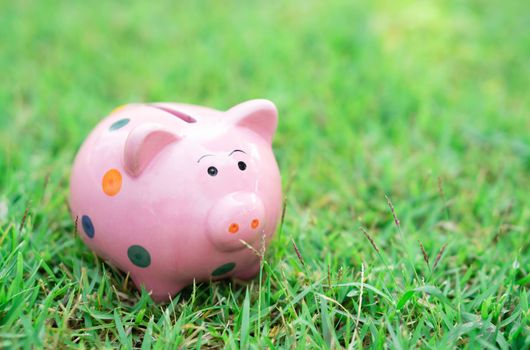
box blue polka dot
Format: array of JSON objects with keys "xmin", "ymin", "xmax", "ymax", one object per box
[
  {"xmin": 81, "ymin": 215, "xmax": 95, "ymax": 238},
  {"xmin": 109, "ymin": 118, "xmax": 130, "ymax": 131}
]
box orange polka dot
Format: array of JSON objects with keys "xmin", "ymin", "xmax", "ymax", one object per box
[
  {"xmin": 251, "ymin": 219, "xmax": 259, "ymax": 229},
  {"xmin": 228, "ymin": 223, "xmax": 239, "ymax": 234},
  {"xmin": 111, "ymin": 105, "xmax": 127, "ymax": 114},
  {"xmin": 102, "ymin": 169, "xmax": 122, "ymax": 196}
]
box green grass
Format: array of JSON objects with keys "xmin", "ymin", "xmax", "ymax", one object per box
[{"xmin": 1, "ymin": 0, "xmax": 530, "ymax": 348}]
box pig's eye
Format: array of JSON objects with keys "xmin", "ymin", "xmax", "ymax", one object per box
[
  {"xmin": 207, "ymin": 166, "xmax": 218, "ymax": 176},
  {"xmin": 238, "ymin": 161, "xmax": 247, "ymax": 171}
]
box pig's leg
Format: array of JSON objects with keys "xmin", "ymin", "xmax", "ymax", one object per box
[
  {"xmin": 150, "ymin": 286, "xmax": 185, "ymax": 303},
  {"xmin": 131, "ymin": 274, "xmax": 184, "ymax": 303},
  {"xmin": 233, "ymin": 262, "xmax": 261, "ymax": 280}
]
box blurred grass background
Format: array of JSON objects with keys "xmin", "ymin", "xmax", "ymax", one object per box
[{"xmin": 1, "ymin": 0, "xmax": 529, "ymax": 348}]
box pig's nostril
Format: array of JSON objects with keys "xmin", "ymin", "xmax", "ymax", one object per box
[
  {"xmin": 228, "ymin": 223, "xmax": 239, "ymax": 234},
  {"xmin": 251, "ymin": 219, "xmax": 260, "ymax": 229}
]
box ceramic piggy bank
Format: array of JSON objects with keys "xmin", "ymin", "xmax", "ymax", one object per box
[{"xmin": 69, "ymin": 99, "xmax": 282, "ymax": 301}]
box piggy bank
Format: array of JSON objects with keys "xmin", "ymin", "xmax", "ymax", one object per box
[{"xmin": 69, "ymin": 99, "xmax": 282, "ymax": 302}]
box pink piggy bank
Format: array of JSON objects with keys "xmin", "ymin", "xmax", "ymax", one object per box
[{"xmin": 69, "ymin": 99, "xmax": 282, "ymax": 302}]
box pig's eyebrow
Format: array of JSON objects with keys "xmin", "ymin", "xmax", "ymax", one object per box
[
  {"xmin": 197, "ymin": 154, "xmax": 214, "ymax": 163},
  {"xmin": 229, "ymin": 149, "xmax": 246, "ymax": 156}
]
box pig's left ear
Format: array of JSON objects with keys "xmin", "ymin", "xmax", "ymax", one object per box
[
  {"xmin": 123, "ymin": 123, "xmax": 182, "ymax": 177},
  {"xmin": 228, "ymin": 99, "xmax": 278, "ymax": 144}
]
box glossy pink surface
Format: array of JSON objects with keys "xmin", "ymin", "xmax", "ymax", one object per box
[{"xmin": 69, "ymin": 100, "xmax": 282, "ymax": 302}]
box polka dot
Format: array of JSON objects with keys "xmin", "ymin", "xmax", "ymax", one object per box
[
  {"xmin": 111, "ymin": 105, "xmax": 127, "ymax": 114},
  {"xmin": 81, "ymin": 215, "xmax": 95, "ymax": 238},
  {"xmin": 109, "ymin": 118, "xmax": 130, "ymax": 131},
  {"xmin": 212, "ymin": 262, "xmax": 236, "ymax": 276},
  {"xmin": 228, "ymin": 223, "xmax": 239, "ymax": 234},
  {"xmin": 127, "ymin": 245, "xmax": 151, "ymax": 268},
  {"xmin": 251, "ymin": 219, "xmax": 259, "ymax": 229},
  {"xmin": 102, "ymin": 169, "xmax": 122, "ymax": 196}
]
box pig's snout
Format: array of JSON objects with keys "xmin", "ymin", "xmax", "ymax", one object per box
[{"xmin": 206, "ymin": 192, "xmax": 265, "ymax": 252}]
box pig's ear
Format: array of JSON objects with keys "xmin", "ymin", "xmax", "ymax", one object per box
[
  {"xmin": 124, "ymin": 123, "xmax": 181, "ymax": 177},
  {"xmin": 228, "ymin": 99, "xmax": 278, "ymax": 144}
]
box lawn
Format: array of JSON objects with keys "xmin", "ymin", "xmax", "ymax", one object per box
[{"xmin": 1, "ymin": 0, "xmax": 530, "ymax": 348}]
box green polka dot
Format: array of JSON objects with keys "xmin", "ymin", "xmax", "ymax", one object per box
[
  {"xmin": 109, "ymin": 118, "xmax": 130, "ymax": 131},
  {"xmin": 127, "ymin": 245, "xmax": 151, "ymax": 268},
  {"xmin": 212, "ymin": 262, "xmax": 236, "ymax": 276}
]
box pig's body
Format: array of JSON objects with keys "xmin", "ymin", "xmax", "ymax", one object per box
[{"xmin": 69, "ymin": 100, "xmax": 282, "ymax": 301}]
